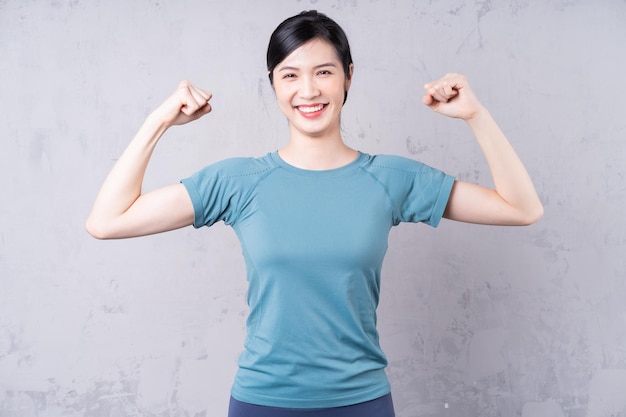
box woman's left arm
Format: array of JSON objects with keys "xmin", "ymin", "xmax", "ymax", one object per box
[{"xmin": 423, "ymin": 73, "xmax": 543, "ymax": 226}]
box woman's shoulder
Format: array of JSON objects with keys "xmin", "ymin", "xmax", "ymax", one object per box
[
  {"xmin": 193, "ymin": 153, "xmax": 277, "ymax": 179},
  {"xmin": 364, "ymin": 153, "xmax": 431, "ymax": 173}
]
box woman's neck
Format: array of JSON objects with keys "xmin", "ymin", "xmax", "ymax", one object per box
[{"xmin": 279, "ymin": 131, "xmax": 358, "ymax": 170}]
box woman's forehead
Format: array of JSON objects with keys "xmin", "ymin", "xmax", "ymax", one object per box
[{"xmin": 279, "ymin": 39, "xmax": 340, "ymax": 68}]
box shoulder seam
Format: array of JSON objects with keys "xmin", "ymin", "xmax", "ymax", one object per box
[
  {"xmin": 219, "ymin": 164, "xmax": 276, "ymax": 180},
  {"xmin": 369, "ymin": 163, "xmax": 425, "ymax": 175},
  {"xmin": 229, "ymin": 165, "xmax": 279, "ymax": 225},
  {"xmin": 357, "ymin": 165, "xmax": 399, "ymax": 225}
]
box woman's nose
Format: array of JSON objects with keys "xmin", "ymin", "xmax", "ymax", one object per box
[{"xmin": 298, "ymin": 77, "xmax": 320, "ymax": 100}]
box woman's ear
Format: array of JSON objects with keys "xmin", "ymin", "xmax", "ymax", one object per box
[{"xmin": 345, "ymin": 63, "xmax": 354, "ymax": 91}]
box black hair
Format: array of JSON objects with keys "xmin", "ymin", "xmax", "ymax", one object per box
[{"xmin": 266, "ymin": 10, "xmax": 353, "ymax": 104}]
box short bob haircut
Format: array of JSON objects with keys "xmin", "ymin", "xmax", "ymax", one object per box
[{"xmin": 266, "ymin": 10, "xmax": 353, "ymax": 104}]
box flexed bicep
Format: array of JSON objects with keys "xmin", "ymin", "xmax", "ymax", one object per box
[
  {"xmin": 443, "ymin": 180, "xmax": 540, "ymax": 226},
  {"xmin": 86, "ymin": 80, "xmax": 213, "ymax": 240},
  {"xmin": 422, "ymin": 73, "xmax": 543, "ymax": 226},
  {"xmin": 87, "ymin": 183, "xmax": 194, "ymax": 239}
]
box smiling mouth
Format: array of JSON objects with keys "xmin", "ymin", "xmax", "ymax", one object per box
[{"xmin": 297, "ymin": 104, "xmax": 326, "ymax": 114}]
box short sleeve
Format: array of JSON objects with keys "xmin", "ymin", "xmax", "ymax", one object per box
[
  {"xmin": 367, "ymin": 155, "xmax": 455, "ymax": 227},
  {"xmin": 402, "ymin": 166, "xmax": 455, "ymax": 227},
  {"xmin": 181, "ymin": 163, "xmax": 234, "ymax": 228},
  {"xmin": 180, "ymin": 159, "xmax": 245, "ymax": 228}
]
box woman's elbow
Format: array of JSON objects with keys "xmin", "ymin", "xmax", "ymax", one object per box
[
  {"xmin": 85, "ymin": 216, "xmax": 115, "ymax": 240},
  {"xmin": 519, "ymin": 202, "xmax": 544, "ymax": 226}
]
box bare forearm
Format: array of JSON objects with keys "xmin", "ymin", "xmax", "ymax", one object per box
[
  {"xmin": 466, "ymin": 108, "xmax": 543, "ymax": 222},
  {"xmin": 85, "ymin": 81, "xmax": 212, "ymax": 239},
  {"xmin": 86, "ymin": 115, "xmax": 167, "ymax": 234}
]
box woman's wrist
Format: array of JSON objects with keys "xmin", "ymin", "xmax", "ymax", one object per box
[
  {"xmin": 134, "ymin": 113, "xmax": 172, "ymax": 149},
  {"xmin": 144, "ymin": 111, "xmax": 172, "ymax": 134},
  {"xmin": 464, "ymin": 104, "xmax": 490, "ymax": 125}
]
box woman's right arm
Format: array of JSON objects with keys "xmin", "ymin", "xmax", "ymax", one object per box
[{"xmin": 85, "ymin": 81, "xmax": 212, "ymax": 239}]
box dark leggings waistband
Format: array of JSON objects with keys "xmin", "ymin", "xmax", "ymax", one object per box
[{"xmin": 228, "ymin": 393, "xmax": 395, "ymax": 417}]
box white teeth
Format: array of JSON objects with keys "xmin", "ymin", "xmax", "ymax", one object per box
[{"xmin": 298, "ymin": 104, "xmax": 324, "ymax": 113}]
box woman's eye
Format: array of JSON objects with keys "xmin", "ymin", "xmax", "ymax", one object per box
[
  {"xmin": 317, "ymin": 70, "xmax": 331, "ymax": 76},
  {"xmin": 283, "ymin": 73, "xmax": 296, "ymax": 79}
]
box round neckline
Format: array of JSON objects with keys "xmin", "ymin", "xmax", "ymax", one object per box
[{"xmin": 270, "ymin": 151, "xmax": 367, "ymax": 177}]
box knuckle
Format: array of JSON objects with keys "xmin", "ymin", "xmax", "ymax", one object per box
[{"xmin": 179, "ymin": 80, "xmax": 191, "ymax": 89}]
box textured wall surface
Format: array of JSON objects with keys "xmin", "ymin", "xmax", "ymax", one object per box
[{"xmin": 1, "ymin": 1, "xmax": 625, "ymax": 416}]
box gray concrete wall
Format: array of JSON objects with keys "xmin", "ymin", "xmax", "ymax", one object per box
[{"xmin": 1, "ymin": 1, "xmax": 625, "ymax": 416}]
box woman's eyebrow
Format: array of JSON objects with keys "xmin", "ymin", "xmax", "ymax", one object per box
[{"xmin": 278, "ymin": 62, "xmax": 337, "ymax": 72}]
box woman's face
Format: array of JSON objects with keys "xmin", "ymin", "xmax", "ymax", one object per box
[{"xmin": 272, "ymin": 38, "xmax": 352, "ymax": 139}]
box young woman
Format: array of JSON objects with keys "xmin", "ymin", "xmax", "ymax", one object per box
[{"xmin": 86, "ymin": 10, "xmax": 543, "ymax": 417}]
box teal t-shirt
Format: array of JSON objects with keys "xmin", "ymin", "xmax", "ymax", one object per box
[{"xmin": 181, "ymin": 151, "xmax": 454, "ymax": 408}]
